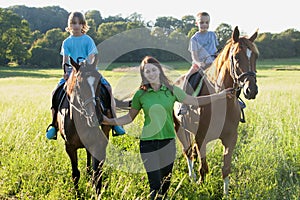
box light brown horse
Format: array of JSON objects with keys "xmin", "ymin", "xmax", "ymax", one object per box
[
  {"xmin": 174, "ymin": 26, "xmax": 259, "ymax": 195},
  {"xmin": 57, "ymin": 57, "xmax": 112, "ymax": 196}
]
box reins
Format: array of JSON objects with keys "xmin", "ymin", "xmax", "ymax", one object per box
[{"xmin": 229, "ymin": 46, "xmax": 256, "ymax": 93}]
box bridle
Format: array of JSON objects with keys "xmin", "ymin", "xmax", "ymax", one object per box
[
  {"xmin": 229, "ymin": 45, "xmax": 257, "ymax": 92},
  {"xmin": 69, "ymin": 69, "xmax": 100, "ymax": 126}
]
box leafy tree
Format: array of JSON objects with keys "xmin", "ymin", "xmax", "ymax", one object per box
[
  {"xmin": 187, "ymin": 27, "xmax": 198, "ymax": 38},
  {"xmin": 28, "ymin": 28, "xmax": 66, "ymax": 67},
  {"xmin": 3, "ymin": 5, "xmax": 300, "ymax": 66},
  {"xmin": 256, "ymin": 32, "xmax": 274, "ymax": 58},
  {"xmin": 280, "ymin": 29, "xmax": 300, "ymax": 57},
  {"xmin": 102, "ymin": 15, "xmax": 127, "ymax": 23},
  {"xmin": 30, "ymin": 30, "xmax": 43, "ymax": 44},
  {"xmin": 85, "ymin": 10, "xmax": 102, "ymax": 28},
  {"xmin": 0, "ymin": 8, "xmax": 31, "ymax": 65},
  {"xmin": 154, "ymin": 16, "xmax": 182, "ymax": 36},
  {"xmin": 126, "ymin": 12, "xmax": 144, "ymax": 23},
  {"xmin": 169, "ymin": 31, "xmax": 187, "ymax": 41},
  {"xmin": 215, "ymin": 23, "xmax": 232, "ymax": 49},
  {"xmin": 180, "ymin": 15, "xmax": 196, "ymax": 35},
  {"xmin": 126, "ymin": 21, "xmax": 145, "ymax": 30},
  {"xmin": 86, "ymin": 19, "xmax": 99, "ymax": 44},
  {"xmin": 8, "ymin": 5, "xmax": 68, "ymax": 33},
  {"xmin": 29, "ymin": 47, "xmax": 61, "ymax": 67},
  {"xmin": 97, "ymin": 22, "xmax": 127, "ymax": 41},
  {"xmin": 34, "ymin": 28, "xmax": 66, "ymax": 50},
  {"xmin": 151, "ymin": 27, "xmax": 168, "ymax": 40}
]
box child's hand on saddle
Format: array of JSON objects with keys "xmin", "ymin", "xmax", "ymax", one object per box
[{"xmin": 190, "ymin": 62, "xmax": 206, "ymax": 74}]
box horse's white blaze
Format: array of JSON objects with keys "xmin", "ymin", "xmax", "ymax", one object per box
[
  {"xmin": 87, "ymin": 76, "xmax": 96, "ymax": 105},
  {"xmin": 246, "ymin": 48, "xmax": 252, "ymax": 59}
]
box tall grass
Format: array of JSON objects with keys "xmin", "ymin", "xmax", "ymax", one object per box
[{"xmin": 0, "ymin": 62, "xmax": 299, "ymax": 199}]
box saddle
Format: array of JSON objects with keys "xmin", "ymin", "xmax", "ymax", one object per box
[
  {"xmin": 186, "ymin": 70, "xmax": 205, "ymax": 97},
  {"xmin": 52, "ymin": 83, "xmax": 68, "ymax": 111},
  {"xmin": 186, "ymin": 71, "xmax": 246, "ymax": 123}
]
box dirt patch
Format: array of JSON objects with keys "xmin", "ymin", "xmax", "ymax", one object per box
[
  {"xmin": 274, "ymin": 66, "xmax": 300, "ymax": 71},
  {"xmin": 112, "ymin": 66, "xmax": 139, "ymax": 72},
  {"xmin": 112, "ymin": 66, "xmax": 171, "ymax": 72}
]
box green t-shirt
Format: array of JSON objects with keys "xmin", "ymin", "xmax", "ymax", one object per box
[{"xmin": 131, "ymin": 85, "xmax": 186, "ymax": 141}]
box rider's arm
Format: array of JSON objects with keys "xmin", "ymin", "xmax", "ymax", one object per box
[
  {"xmin": 182, "ymin": 88, "xmax": 232, "ymax": 106},
  {"xmin": 102, "ymin": 108, "xmax": 139, "ymax": 126},
  {"xmin": 191, "ymin": 51, "xmax": 206, "ymax": 69},
  {"xmin": 62, "ymin": 55, "xmax": 71, "ymax": 80},
  {"xmin": 87, "ymin": 54, "xmax": 96, "ymax": 64},
  {"xmin": 62, "ymin": 55, "xmax": 69, "ymax": 70}
]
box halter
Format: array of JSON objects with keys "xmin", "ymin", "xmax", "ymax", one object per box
[{"xmin": 229, "ymin": 46, "xmax": 256, "ymax": 91}]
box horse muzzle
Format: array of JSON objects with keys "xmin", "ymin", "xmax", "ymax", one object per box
[{"xmin": 243, "ymin": 83, "xmax": 258, "ymax": 100}]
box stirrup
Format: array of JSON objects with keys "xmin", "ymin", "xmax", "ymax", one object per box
[
  {"xmin": 46, "ymin": 124, "xmax": 57, "ymax": 140},
  {"xmin": 112, "ymin": 126, "xmax": 126, "ymax": 136},
  {"xmin": 240, "ymin": 108, "xmax": 246, "ymax": 123}
]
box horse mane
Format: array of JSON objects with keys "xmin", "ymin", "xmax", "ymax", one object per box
[
  {"xmin": 205, "ymin": 36, "xmax": 259, "ymax": 85},
  {"xmin": 66, "ymin": 71, "xmax": 77, "ymax": 96},
  {"xmin": 205, "ymin": 40, "xmax": 231, "ymax": 85}
]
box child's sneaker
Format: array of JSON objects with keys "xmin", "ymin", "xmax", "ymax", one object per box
[
  {"xmin": 112, "ymin": 125, "xmax": 126, "ymax": 136},
  {"xmin": 46, "ymin": 125, "xmax": 57, "ymax": 140}
]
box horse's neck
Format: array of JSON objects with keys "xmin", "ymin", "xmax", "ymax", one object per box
[{"xmin": 206, "ymin": 62, "xmax": 233, "ymax": 92}]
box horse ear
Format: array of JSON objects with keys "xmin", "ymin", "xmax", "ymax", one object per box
[
  {"xmin": 70, "ymin": 57, "xmax": 80, "ymax": 72},
  {"xmin": 88, "ymin": 55, "xmax": 99, "ymax": 69},
  {"xmin": 249, "ymin": 28, "xmax": 259, "ymax": 42},
  {"xmin": 232, "ymin": 26, "xmax": 240, "ymax": 43}
]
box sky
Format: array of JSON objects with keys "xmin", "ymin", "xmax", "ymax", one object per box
[{"xmin": 1, "ymin": 0, "xmax": 299, "ymax": 35}]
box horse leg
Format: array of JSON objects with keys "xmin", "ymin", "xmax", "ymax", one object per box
[
  {"xmin": 194, "ymin": 129, "xmax": 208, "ymax": 184},
  {"xmin": 221, "ymin": 133, "xmax": 237, "ymax": 195},
  {"xmin": 86, "ymin": 150, "xmax": 92, "ymax": 176},
  {"xmin": 186, "ymin": 145, "xmax": 196, "ymax": 181},
  {"xmin": 182, "ymin": 133, "xmax": 196, "ymax": 182},
  {"xmin": 174, "ymin": 114, "xmax": 196, "ymax": 181},
  {"xmin": 65, "ymin": 145, "xmax": 80, "ymax": 190},
  {"xmin": 92, "ymin": 157, "xmax": 105, "ymax": 195},
  {"xmin": 198, "ymin": 144, "xmax": 208, "ymax": 184}
]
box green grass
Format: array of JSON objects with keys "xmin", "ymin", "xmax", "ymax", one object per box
[{"xmin": 0, "ymin": 59, "xmax": 300, "ymax": 199}]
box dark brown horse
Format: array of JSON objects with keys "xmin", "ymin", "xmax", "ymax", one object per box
[
  {"xmin": 57, "ymin": 57, "xmax": 112, "ymax": 196},
  {"xmin": 174, "ymin": 26, "xmax": 259, "ymax": 195}
]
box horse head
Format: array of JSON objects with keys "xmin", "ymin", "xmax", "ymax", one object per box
[
  {"xmin": 230, "ymin": 26, "xmax": 259, "ymax": 100},
  {"xmin": 68, "ymin": 57, "xmax": 102, "ymax": 127}
]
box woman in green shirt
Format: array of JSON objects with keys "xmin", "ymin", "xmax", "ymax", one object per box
[{"xmin": 103, "ymin": 56, "xmax": 232, "ymax": 199}]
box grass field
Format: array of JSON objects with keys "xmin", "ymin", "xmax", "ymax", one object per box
[{"xmin": 0, "ymin": 59, "xmax": 299, "ymax": 199}]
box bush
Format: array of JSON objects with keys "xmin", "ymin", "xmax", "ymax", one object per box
[{"xmin": 28, "ymin": 46, "xmax": 61, "ymax": 68}]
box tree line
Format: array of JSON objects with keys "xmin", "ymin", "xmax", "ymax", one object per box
[{"xmin": 1, "ymin": 5, "xmax": 300, "ymax": 67}]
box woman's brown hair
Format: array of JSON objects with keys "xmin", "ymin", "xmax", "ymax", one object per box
[{"xmin": 139, "ymin": 56, "xmax": 173, "ymax": 92}]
